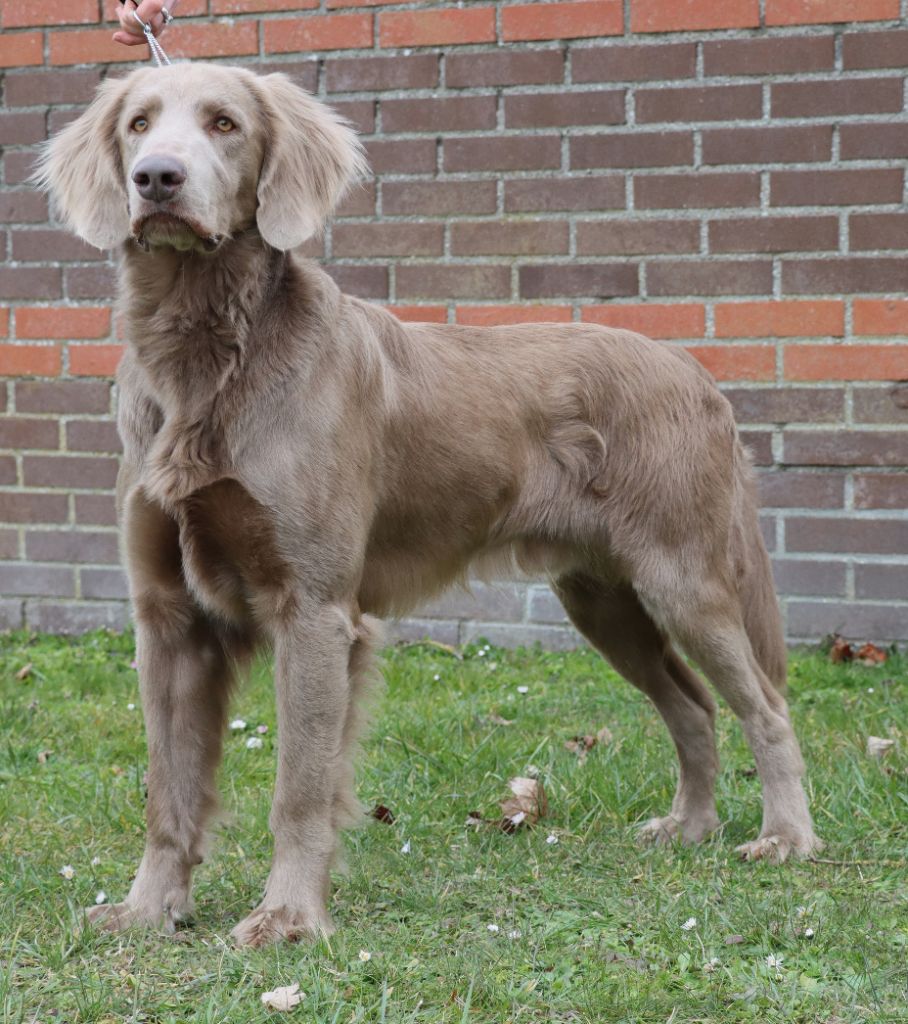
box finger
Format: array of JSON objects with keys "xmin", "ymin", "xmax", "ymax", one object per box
[{"xmin": 112, "ymin": 30, "xmax": 148, "ymax": 45}]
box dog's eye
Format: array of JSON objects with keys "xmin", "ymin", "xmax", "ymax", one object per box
[
  {"xmin": 214, "ymin": 116, "xmax": 236, "ymax": 133},
  {"xmin": 130, "ymin": 116, "xmax": 149, "ymax": 133}
]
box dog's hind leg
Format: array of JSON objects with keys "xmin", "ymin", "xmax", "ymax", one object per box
[{"xmin": 554, "ymin": 573, "xmax": 721, "ymax": 845}]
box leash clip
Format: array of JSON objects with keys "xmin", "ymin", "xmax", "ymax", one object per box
[{"xmin": 133, "ymin": 9, "xmax": 172, "ymax": 67}]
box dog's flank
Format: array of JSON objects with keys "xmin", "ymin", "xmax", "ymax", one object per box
[{"xmin": 37, "ymin": 62, "xmax": 821, "ymax": 947}]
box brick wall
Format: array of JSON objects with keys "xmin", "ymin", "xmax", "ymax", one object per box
[{"xmin": 1, "ymin": 0, "xmax": 907, "ymax": 646}]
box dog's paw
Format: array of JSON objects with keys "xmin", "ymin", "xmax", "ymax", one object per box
[
  {"xmin": 85, "ymin": 893, "xmax": 191, "ymax": 935},
  {"xmin": 638, "ymin": 811, "xmax": 719, "ymax": 846},
  {"xmin": 736, "ymin": 831, "xmax": 824, "ymax": 864},
  {"xmin": 231, "ymin": 904, "xmax": 334, "ymax": 948}
]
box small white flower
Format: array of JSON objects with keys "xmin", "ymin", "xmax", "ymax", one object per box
[
  {"xmin": 246, "ymin": 736, "xmax": 263, "ymax": 749},
  {"xmin": 478, "ymin": 650, "xmax": 486, "ymax": 657},
  {"xmin": 256, "ymin": 724, "xmax": 268, "ymax": 734},
  {"xmin": 487, "ymin": 924, "xmax": 499, "ymax": 933},
  {"xmin": 681, "ymin": 917, "xmax": 697, "ymax": 931},
  {"xmin": 230, "ymin": 718, "xmax": 247, "ymax": 731},
  {"xmin": 60, "ymin": 865, "xmax": 75, "ymax": 880},
  {"xmin": 126, "ymin": 703, "xmax": 136, "ymax": 711},
  {"xmin": 766, "ymin": 954, "xmax": 784, "ymax": 969},
  {"xmin": 400, "ymin": 840, "xmax": 411, "ymax": 854},
  {"xmin": 507, "ymin": 929, "xmax": 521, "ymax": 939},
  {"xmin": 546, "ymin": 834, "xmax": 558, "ymax": 845},
  {"xmin": 358, "ymin": 949, "xmax": 371, "ymax": 962},
  {"xmin": 95, "ymin": 891, "xmax": 106, "ymax": 904},
  {"xmin": 703, "ymin": 957, "xmax": 720, "ymax": 973},
  {"xmin": 90, "ymin": 856, "xmax": 101, "ymax": 867},
  {"xmin": 433, "ymin": 673, "xmax": 441, "ymax": 681},
  {"xmin": 525, "ymin": 764, "xmax": 540, "ymax": 777},
  {"xmin": 516, "ymin": 685, "xmax": 529, "ymax": 694},
  {"xmin": 867, "ymin": 687, "xmax": 874, "ymax": 693},
  {"xmin": 803, "ymin": 927, "xmax": 815, "ymax": 938}
]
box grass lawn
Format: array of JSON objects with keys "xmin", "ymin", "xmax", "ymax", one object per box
[{"xmin": 0, "ymin": 629, "xmax": 905, "ymax": 1023}]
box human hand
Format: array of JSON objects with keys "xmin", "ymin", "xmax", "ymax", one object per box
[{"xmin": 113, "ymin": 0, "xmax": 168, "ymax": 46}]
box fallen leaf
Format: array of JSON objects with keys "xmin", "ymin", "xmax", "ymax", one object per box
[
  {"xmin": 855, "ymin": 642, "xmax": 887, "ymax": 667},
  {"xmin": 261, "ymin": 982, "xmax": 303, "ymax": 1010},
  {"xmin": 487, "ymin": 714, "xmax": 515, "ymax": 727},
  {"xmin": 500, "ymin": 776, "xmax": 547, "ymax": 830},
  {"xmin": 725, "ymin": 934, "xmax": 745, "ymax": 946},
  {"xmin": 16, "ymin": 663, "xmax": 32, "ymax": 681},
  {"xmin": 37, "ymin": 750, "xmax": 52, "ymax": 764},
  {"xmin": 829, "ymin": 636, "xmax": 853, "ymax": 663},
  {"xmin": 371, "ymin": 804, "xmax": 395, "ymax": 825},
  {"xmin": 867, "ymin": 736, "xmax": 895, "ymax": 759}
]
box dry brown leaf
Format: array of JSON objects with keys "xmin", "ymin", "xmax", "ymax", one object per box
[
  {"xmin": 487, "ymin": 713, "xmax": 515, "ymax": 727},
  {"xmin": 867, "ymin": 736, "xmax": 895, "ymax": 759},
  {"xmin": 725, "ymin": 934, "xmax": 745, "ymax": 946},
  {"xmin": 16, "ymin": 663, "xmax": 32, "ymax": 681},
  {"xmin": 371, "ymin": 804, "xmax": 395, "ymax": 824},
  {"xmin": 499, "ymin": 776, "xmax": 547, "ymax": 830},
  {"xmin": 829, "ymin": 636, "xmax": 853, "ymax": 663},
  {"xmin": 260, "ymin": 982, "xmax": 303, "ymax": 1010},
  {"xmin": 855, "ymin": 642, "xmax": 887, "ymax": 667}
]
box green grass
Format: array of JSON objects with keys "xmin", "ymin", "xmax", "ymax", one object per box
[{"xmin": 0, "ymin": 629, "xmax": 905, "ymax": 1023}]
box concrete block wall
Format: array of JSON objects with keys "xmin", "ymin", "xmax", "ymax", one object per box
[{"xmin": 1, "ymin": 0, "xmax": 907, "ymax": 645}]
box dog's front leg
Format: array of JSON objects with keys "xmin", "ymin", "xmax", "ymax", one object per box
[
  {"xmin": 88, "ymin": 613, "xmax": 233, "ymax": 935},
  {"xmin": 231, "ymin": 601, "xmax": 355, "ymax": 947}
]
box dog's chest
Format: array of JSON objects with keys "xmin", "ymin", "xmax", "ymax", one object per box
[{"xmin": 174, "ymin": 479, "xmax": 294, "ymax": 625}]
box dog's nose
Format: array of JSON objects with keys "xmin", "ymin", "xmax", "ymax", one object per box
[{"xmin": 132, "ymin": 155, "xmax": 187, "ymax": 203}]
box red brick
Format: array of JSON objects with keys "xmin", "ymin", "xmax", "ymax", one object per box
[
  {"xmin": 637, "ymin": 84, "xmax": 762, "ymax": 123},
  {"xmin": 335, "ymin": 184, "xmax": 376, "ymax": 219},
  {"xmin": 573, "ymin": 133, "xmax": 692, "ymax": 168},
  {"xmin": 324, "ymin": 265, "xmax": 388, "ymax": 299},
  {"xmin": 381, "ymin": 96, "xmax": 496, "ymax": 134},
  {"xmin": 581, "ymin": 303, "xmax": 705, "ymax": 339},
  {"xmin": 855, "ymin": 564, "xmax": 908, "ymax": 601},
  {"xmin": 772, "ymin": 78, "xmax": 903, "ymax": 117},
  {"xmin": 747, "ymin": 433, "xmax": 774, "ymax": 467},
  {"xmin": 0, "ymin": 344, "xmax": 62, "ymax": 376},
  {"xmin": 0, "ymin": 456, "xmax": 15, "ymax": 485},
  {"xmin": 635, "ymin": 172, "xmax": 760, "ymax": 210},
  {"xmin": 785, "ymin": 430, "xmax": 908, "ymax": 467},
  {"xmin": 648, "ymin": 260, "xmax": 772, "ymax": 296},
  {"xmin": 723, "ymin": 386, "xmax": 844, "ymax": 423},
  {"xmin": 64, "ymin": 265, "xmax": 117, "ymax": 301},
  {"xmin": 0, "ymin": 113, "xmax": 44, "ymax": 148},
  {"xmin": 709, "ymin": 216, "xmax": 839, "ymax": 254},
  {"xmin": 771, "ymin": 168, "xmax": 903, "ymax": 207},
  {"xmin": 519, "ymin": 264, "xmax": 638, "ymax": 300},
  {"xmin": 0, "ymin": 491, "xmax": 68, "ymax": 523},
  {"xmin": 256, "ymin": 59, "xmax": 319, "ymax": 92},
  {"xmin": 766, "ymin": 0, "xmax": 899, "ymax": 26},
  {"xmin": 365, "ymin": 139, "xmax": 436, "ymax": 174},
  {"xmin": 852, "ymin": 384, "xmax": 908, "ymax": 424},
  {"xmin": 0, "ymin": 31, "xmax": 43, "ymax": 67},
  {"xmin": 0, "ymin": 309, "xmax": 8, "ymax": 337},
  {"xmin": 784, "ymin": 344, "xmax": 908, "ymax": 381},
  {"xmin": 573, "ymin": 42, "xmax": 696, "ymax": 82},
  {"xmin": 51, "ymin": 23, "xmax": 259, "ymax": 64},
  {"xmin": 211, "ymin": 0, "xmax": 317, "ymax": 12},
  {"xmin": 0, "ymin": 191, "xmax": 47, "ymax": 223},
  {"xmin": 446, "ymin": 49, "xmax": 564, "ymax": 88},
  {"xmin": 505, "ymin": 90, "xmax": 625, "ymax": 128},
  {"xmin": 505, "ymin": 177, "xmax": 624, "ymax": 213},
  {"xmin": 396, "ymin": 264, "xmax": 510, "ymax": 301},
  {"xmin": 26, "ymin": 529, "xmax": 119, "ymax": 564},
  {"xmin": 854, "ymin": 473, "xmax": 908, "ymax": 510},
  {"xmin": 631, "ymin": 0, "xmax": 759, "ymax": 32},
  {"xmin": 16, "ymin": 307, "xmax": 111, "ymax": 341},
  {"xmin": 80, "ymin": 567, "xmax": 129, "ymax": 600},
  {"xmin": 328, "ymin": 0, "xmax": 425, "ymax": 5},
  {"xmin": 28, "ymin": 601, "xmax": 130, "ymax": 633},
  {"xmin": 382, "ymin": 181, "xmax": 497, "ymax": 217},
  {"xmin": 782, "ymin": 258, "xmax": 905, "ymax": 295},
  {"xmin": 0, "ymin": 416, "xmax": 59, "ymax": 449},
  {"xmin": 759, "ymin": 473, "xmax": 845, "ymax": 509},
  {"xmin": 840, "ymin": 123, "xmax": 908, "ymax": 160},
  {"xmin": 74, "ymin": 493, "xmax": 117, "ymax": 525},
  {"xmin": 0, "ymin": 529, "xmax": 17, "ymax": 558},
  {"xmin": 703, "ymin": 35, "xmax": 834, "ymax": 75},
  {"xmin": 0, "ymin": 564, "xmax": 75, "ymax": 597},
  {"xmin": 843, "ymin": 27, "xmax": 908, "ymax": 69},
  {"xmin": 332, "ymin": 223, "xmax": 443, "ymax": 258},
  {"xmin": 68, "ymin": 344, "xmax": 124, "ymax": 376},
  {"xmin": 451, "ymin": 221, "xmax": 569, "ymax": 257},
  {"xmin": 3, "ymin": 152, "xmax": 37, "ymax": 186},
  {"xmin": 853, "ymin": 299, "xmax": 908, "ymax": 336},
  {"xmin": 267, "ymin": 14, "xmax": 373, "ymax": 54},
  {"xmin": 456, "ymin": 306, "xmax": 572, "ymax": 326},
  {"xmin": 771, "ymin": 559, "xmax": 846, "ymax": 595},
  {"xmin": 2, "ymin": 0, "xmax": 99, "ymax": 27},
  {"xmin": 99, "ymin": 0, "xmax": 207, "ymax": 18},
  {"xmin": 850, "ymin": 212, "xmax": 908, "ymax": 251},
  {"xmin": 702, "ymin": 125, "xmax": 832, "ymax": 165},
  {"xmin": 576, "ymin": 219, "xmax": 699, "ymax": 256},
  {"xmin": 685, "ymin": 345, "xmax": 775, "ymax": 382},
  {"xmin": 788, "ymin": 599, "xmax": 906, "ymax": 641},
  {"xmin": 12, "ymin": 230, "xmax": 106, "ymax": 263},
  {"xmin": 715, "ymin": 300, "xmax": 844, "ymax": 338},
  {"xmin": 15, "ymin": 380, "xmax": 110, "ymax": 414},
  {"xmin": 501, "ymin": 1, "xmax": 623, "ymax": 42},
  {"xmin": 66, "ymin": 420, "xmax": 122, "ymax": 453},
  {"xmin": 326, "ymin": 53, "xmax": 438, "ymax": 92},
  {"xmin": 386, "ymin": 305, "xmax": 447, "ymax": 324},
  {"xmin": 444, "ymin": 136, "xmax": 561, "ymax": 173},
  {"xmin": 23, "ymin": 454, "xmax": 119, "ymax": 489},
  {"xmin": 379, "ymin": 7, "xmax": 494, "ymax": 47}
]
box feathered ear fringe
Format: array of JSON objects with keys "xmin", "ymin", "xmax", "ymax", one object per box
[
  {"xmin": 31, "ymin": 76, "xmax": 132, "ymax": 250},
  {"xmin": 251, "ymin": 73, "xmax": 369, "ymax": 251}
]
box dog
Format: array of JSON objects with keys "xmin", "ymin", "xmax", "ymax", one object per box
[{"xmin": 37, "ymin": 63, "xmax": 821, "ymax": 946}]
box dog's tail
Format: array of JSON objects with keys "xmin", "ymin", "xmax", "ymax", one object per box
[{"xmin": 732, "ymin": 444, "xmax": 788, "ymax": 691}]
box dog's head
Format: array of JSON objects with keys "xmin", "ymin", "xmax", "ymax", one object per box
[{"xmin": 34, "ymin": 63, "xmax": 367, "ymax": 253}]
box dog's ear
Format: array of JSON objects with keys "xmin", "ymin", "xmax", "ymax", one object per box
[
  {"xmin": 32, "ymin": 76, "xmax": 131, "ymax": 250},
  {"xmin": 253, "ymin": 73, "xmax": 368, "ymax": 251}
]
